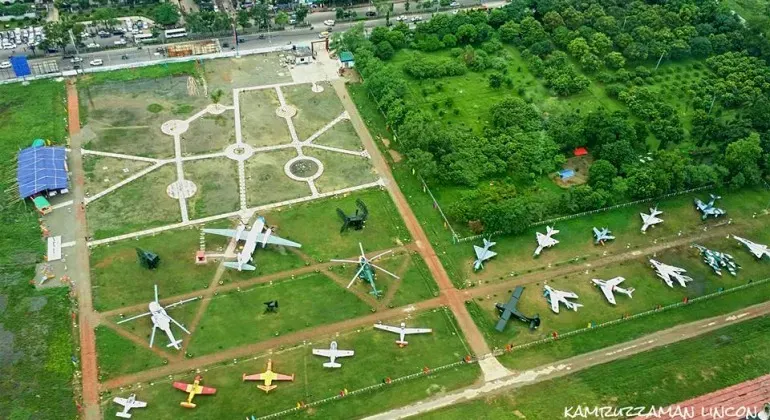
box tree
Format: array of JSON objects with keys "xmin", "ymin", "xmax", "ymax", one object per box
[
  {"xmin": 251, "ymin": 4, "xmax": 270, "ymax": 28},
  {"xmin": 336, "ymin": 8, "xmax": 344, "ymax": 20},
  {"xmin": 275, "ymin": 11, "xmax": 289, "ymax": 26},
  {"xmin": 42, "ymin": 22, "xmax": 69, "ymax": 54},
  {"xmin": 405, "ymin": 0, "xmax": 410, "ymax": 12},
  {"xmin": 567, "ymin": 37, "xmax": 590, "ymax": 58},
  {"xmin": 488, "ymin": 72, "xmax": 502, "ymax": 88},
  {"xmin": 489, "ymin": 96, "xmax": 542, "ymax": 131},
  {"xmin": 154, "ymin": 3, "xmax": 180, "ymax": 27},
  {"xmin": 456, "ymin": 23, "xmax": 478, "ymax": 44},
  {"xmin": 237, "ymin": 10, "xmax": 251, "ymax": 29},
  {"xmin": 375, "ymin": 40, "xmax": 394, "ymax": 59},
  {"xmin": 590, "ymin": 32, "xmax": 612, "ymax": 56},
  {"xmin": 725, "ymin": 132, "xmax": 763, "ymax": 186},
  {"xmin": 604, "ymin": 51, "xmax": 626, "ymax": 69},
  {"xmin": 295, "ymin": 4, "xmax": 310, "ymax": 23},
  {"xmin": 498, "ymin": 21, "xmax": 520, "ymax": 44},
  {"xmin": 588, "ymin": 159, "xmax": 617, "ymax": 191},
  {"xmin": 210, "ymin": 89, "xmax": 224, "ymax": 104}
]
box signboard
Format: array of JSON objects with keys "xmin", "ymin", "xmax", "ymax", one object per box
[
  {"xmin": 47, "ymin": 236, "xmax": 62, "ymax": 262},
  {"xmin": 9, "ymin": 55, "xmax": 31, "ymax": 77}
]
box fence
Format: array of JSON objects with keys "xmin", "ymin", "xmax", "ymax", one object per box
[
  {"xmin": 452, "ymin": 184, "xmax": 714, "ymax": 244},
  {"xmin": 491, "ymin": 275, "xmax": 770, "ymax": 356}
]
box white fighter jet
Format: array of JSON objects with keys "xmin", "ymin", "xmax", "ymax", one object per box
[
  {"xmin": 534, "ymin": 226, "xmax": 560, "ymax": 257},
  {"xmin": 203, "ymin": 215, "xmax": 301, "ymax": 271},
  {"xmin": 650, "ymin": 259, "xmax": 692, "ymax": 288},
  {"xmin": 733, "ymin": 235, "xmax": 770, "ymax": 260},
  {"xmin": 113, "ymin": 394, "xmax": 147, "ymax": 418},
  {"xmin": 592, "ymin": 227, "xmax": 615, "ymax": 245},
  {"xmin": 640, "ymin": 206, "xmax": 664, "ymax": 232},
  {"xmin": 312, "ymin": 341, "xmax": 355, "ymax": 368},
  {"xmin": 116, "ymin": 285, "xmax": 199, "ymax": 350},
  {"xmin": 373, "ymin": 322, "xmax": 432, "ymax": 347},
  {"xmin": 592, "ymin": 277, "xmax": 634, "ymax": 305},
  {"xmin": 543, "ymin": 285, "xmax": 582, "ymax": 313},
  {"xmin": 472, "ymin": 238, "xmax": 497, "ymax": 271}
]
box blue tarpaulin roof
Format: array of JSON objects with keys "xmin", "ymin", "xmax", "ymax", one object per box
[
  {"xmin": 17, "ymin": 146, "xmax": 68, "ymax": 199},
  {"xmin": 559, "ymin": 169, "xmax": 575, "ymax": 179}
]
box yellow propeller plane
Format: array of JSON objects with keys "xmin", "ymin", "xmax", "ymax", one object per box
[{"xmin": 243, "ymin": 359, "xmax": 294, "ymax": 393}]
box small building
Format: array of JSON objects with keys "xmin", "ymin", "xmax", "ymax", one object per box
[
  {"xmin": 17, "ymin": 146, "xmax": 69, "ymax": 201},
  {"xmin": 573, "ymin": 147, "xmax": 588, "ymax": 157},
  {"xmin": 294, "ymin": 46, "xmax": 313, "ymax": 65},
  {"xmin": 339, "ymin": 51, "xmax": 355, "ymax": 68}
]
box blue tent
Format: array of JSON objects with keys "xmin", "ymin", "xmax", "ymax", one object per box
[
  {"xmin": 559, "ymin": 169, "xmax": 575, "ymax": 180},
  {"xmin": 17, "ymin": 146, "xmax": 68, "ymax": 199}
]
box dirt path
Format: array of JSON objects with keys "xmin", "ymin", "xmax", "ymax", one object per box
[
  {"xmin": 67, "ymin": 80, "xmax": 101, "ymax": 420},
  {"xmin": 100, "ymin": 319, "xmax": 170, "ymax": 360},
  {"xmin": 103, "ymin": 297, "xmax": 443, "ymax": 389},
  {"xmin": 333, "ymin": 80, "xmax": 492, "ymax": 358},
  {"xmin": 364, "ymin": 301, "xmax": 770, "ymax": 419}
]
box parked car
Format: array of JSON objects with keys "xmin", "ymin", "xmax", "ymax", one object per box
[
  {"xmin": 86, "ymin": 43, "xmax": 100, "ymax": 49},
  {"xmin": 396, "ymin": 15, "xmax": 407, "ymax": 21},
  {"xmin": 318, "ymin": 31, "xmax": 330, "ymax": 39},
  {"xmin": 89, "ymin": 58, "xmax": 104, "ymax": 66},
  {"xmin": 0, "ymin": 61, "xmax": 11, "ymax": 69},
  {"xmin": 70, "ymin": 56, "xmax": 83, "ymax": 63},
  {"xmin": 411, "ymin": 16, "xmax": 423, "ymax": 22},
  {"xmin": 450, "ymin": 1, "xmax": 460, "ymax": 6},
  {"xmin": 365, "ymin": 11, "xmax": 376, "ymax": 17},
  {"xmin": 114, "ymin": 38, "xmax": 127, "ymax": 46},
  {"xmin": 323, "ymin": 19, "xmax": 335, "ymax": 26},
  {"xmin": 2, "ymin": 43, "xmax": 16, "ymax": 50}
]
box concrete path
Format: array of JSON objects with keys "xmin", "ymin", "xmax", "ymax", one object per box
[{"xmin": 364, "ymin": 301, "xmax": 770, "ymax": 419}]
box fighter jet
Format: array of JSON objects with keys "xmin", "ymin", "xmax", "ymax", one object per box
[
  {"xmin": 203, "ymin": 216, "xmax": 301, "ymax": 271},
  {"xmin": 373, "ymin": 322, "xmax": 432, "ymax": 347},
  {"xmin": 243, "ymin": 359, "xmax": 294, "ymax": 393},
  {"xmin": 694, "ymin": 194, "xmax": 726, "ymax": 220},
  {"xmin": 312, "ymin": 341, "xmax": 355, "ymax": 368},
  {"xmin": 112, "ymin": 394, "xmax": 147, "ymax": 418},
  {"xmin": 650, "ymin": 259, "xmax": 693, "ymax": 288},
  {"xmin": 733, "ymin": 235, "xmax": 770, "ymax": 260},
  {"xmin": 640, "ymin": 207, "xmax": 664, "ymax": 232},
  {"xmin": 543, "ymin": 285, "xmax": 582, "ymax": 313},
  {"xmin": 534, "ymin": 226, "xmax": 560, "ymax": 257},
  {"xmin": 472, "ymin": 238, "xmax": 497, "ymax": 271},
  {"xmin": 116, "ymin": 285, "xmax": 199, "ymax": 350},
  {"xmin": 592, "ymin": 277, "xmax": 634, "ymax": 305},
  {"xmin": 693, "ymin": 244, "xmax": 740, "ymax": 276},
  {"xmin": 592, "ymin": 227, "xmax": 615, "ymax": 245}
]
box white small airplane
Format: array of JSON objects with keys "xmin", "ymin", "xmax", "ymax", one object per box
[
  {"xmin": 534, "ymin": 226, "xmax": 559, "ymax": 257},
  {"xmin": 543, "ymin": 285, "xmax": 582, "ymax": 313},
  {"xmin": 373, "ymin": 322, "xmax": 432, "ymax": 347},
  {"xmin": 733, "ymin": 235, "xmax": 770, "ymax": 260},
  {"xmin": 592, "ymin": 277, "xmax": 634, "ymax": 305},
  {"xmin": 312, "ymin": 341, "xmax": 355, "ymax": 368},
  {"xmin": 113, "ymin": 394, "xmax": 147, "ymax": 418},
  {"xmin": 203, "ymin": 216, "xmax": 301, "ymax": 271},
  {"xmin": 116, "ymin": 285, "xmax": 198, "ymax": 350},
  {"xmin": 650, "ymin": 259, "xmax": 692, "ymax": 288},
  {"xmin": 640, "ymin": 206, "xmax": 664, "ymax": 232}
]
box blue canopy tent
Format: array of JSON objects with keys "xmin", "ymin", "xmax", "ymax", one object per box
[
  {"xmin": 559, "ymin": 169, "xmax": 575, "ymax": 180},
  {"xmin": 17, "ymin": 146, "xmax": 69, "ymax": 199}
]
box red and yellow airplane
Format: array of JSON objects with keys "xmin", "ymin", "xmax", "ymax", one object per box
[
  {"xmin": 172, "ymin": 375, "xmax": 217, "ymax": 408},
  {"xmin": 243, "ymin": 359, "xmax": 294, "ymax": 393}
]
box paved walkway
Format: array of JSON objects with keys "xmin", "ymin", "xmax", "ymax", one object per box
[
  {"xmin": 364, "ymin": 301, "xmax": 770, "ymax": 419},
  {"xmin": 66, "ymin": 80, "xmax": 100, "ymax": 420}
]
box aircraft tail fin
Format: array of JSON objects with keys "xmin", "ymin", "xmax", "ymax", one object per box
[
  {"xmin": 167, "ymin": 339, "xmax": 183, "ymax": 349},
  {"xmin": 396, "ymin": 340, "xmax": 408, "ymax": 347},
  {"xmin": 180, "ymin": 402, "xmax": 197, "ymax": 409},
  {"xmin": 626, "ymin": 288, "xmax": 635, "ymax": 298},
  {"xmin": 224, "ymin": 262, "xmax": 256, "ymax": 271},
  {"xmin": 257, "ymin": 384, "xmax": 277, "ymax": 393},
  {"xmin": 323, "ymin": 362, "xmax": 342, "ymax": 368},
  {"xmin": 116, "ymin": 412, "xmax": 132, "ymax": 419}
]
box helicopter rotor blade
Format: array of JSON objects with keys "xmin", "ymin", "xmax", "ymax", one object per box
[
  {"xmin": 370, "ymin": 263, "xmax": 400, "ymax": 279},
  {"xmin": 369, "ymin": 250, "xmax": 393, "ymax": 262},
  {"xmin": 348, "ymin": 264, "xmax": 366, "ymax": 288}
]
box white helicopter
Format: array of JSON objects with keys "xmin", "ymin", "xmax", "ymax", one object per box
[{"xmin": 116, "ymin": 285, "xmax": 199, "ymax": 350}]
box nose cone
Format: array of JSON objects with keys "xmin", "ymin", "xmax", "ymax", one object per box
[
  {"xmin": 149, "ymin": 301, "xmax": 162, "ymax": 312},
  {"xmin": 400, "ymin": 322, "xmax": 406, "ymax": 328}
]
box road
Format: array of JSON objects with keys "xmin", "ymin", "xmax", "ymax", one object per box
[{"xmin": 0, "ymin": 0, "xmax": 506, "ymax": 80}]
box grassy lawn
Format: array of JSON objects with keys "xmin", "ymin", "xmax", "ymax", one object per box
[
  {"xmin": 95, "ymin": 326, "xmax": 168, "ymax": 381},
  {"xmin": 311, "ymin": 119, "xmax": 364, "ymax": 150},
  {"xmin": 86, "ymin": 164, "xmax": 181, "ymax": 239},
  {"xmin": 186, "ymin": 273, "xmax": 373, "ymax": 356},
  {"xmin": 244, "ymin": 149, "xmax": 311, "ymax": 207},
  {"xmin": 180, "ymin": 111, "xmax": 236, "ymax": 155},
  {"xmin": 283, "ymin": 82, "xmax": 346, "ymax": 140},
  {"xmin": 184, "ymin": 157, "xmax": 240, "ymax": 220},
  {"xmin": 103, "ymin": 308, "xmax": 480, "ymax": 419},
  {"xmin": 419, "ymin": 315, "xmax": 770, "ymax": 419},
  {"xmin": 203, "ymin": 54, "xmax": 293, "ymax": 97},
  {"xmin": 90, "ymin": 227, "xmax": 224, "ymax": 311},
  {"xmin": 239, "ymin": 88, "xmax": 293, "ymax": 147},
  {"xmin": 304, "ymin": 148, "xmax": 379, "ymax": 193},
  {"xmin": 0, "ymin": 80, "xmax": 77, "ymax": 419},
  {"xmin": 79, "ymin": 62, "xmax": 199, "ymax": 87},
  {"xmin": 82, "ymin": 155, "xmax": 152, "ymax": 197},
  {"xmin": 389, "ymin": 253, "xmax": 440, "ymax": 307}
]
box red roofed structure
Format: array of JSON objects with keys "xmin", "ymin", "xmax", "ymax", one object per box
[{"xmin": 573, "ymin": 147, "xmax": 588, "ymax": 157}]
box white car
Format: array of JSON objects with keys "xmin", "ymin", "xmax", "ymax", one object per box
[
  {"xmin": 411, "ymin": 16, "xmax": 423, "ymax": 22},
  {"xmin": 318, "ymin": 31, "xmax": 330, "ymax": 39},
  {"xmin": 323, "ymin": 19, "xmax": 335, "ymax": 26},
  {"xmin": 0, "ymin": 61, "xmax": 11, "ymax": 69},
  {"xmin": 2, "ymin": 43, "xmax": 16, "ymax": 50},
  {"xmin": 396, "ymin": 15, "xmax": 407, "ymax": 21},
  {"xmin": 86, "ymin": 43, "xmax": 100, "ymax": 49},
  {"xmin": 450, "ymin": 1, "xmax": 460, "ymax": 6},
  {"xmin": 70, "ymin": 57, "xmax": 83, "ymax": 63},
  {"xmin": 114, "ymin": 39, "xmax": 127, "ymax": 45},
  {"xmin": 89, "ymin": 59, "xmax": 103, "ymax": 66}
]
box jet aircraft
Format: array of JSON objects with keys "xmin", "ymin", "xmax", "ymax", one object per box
[
  {"xmin": 640, "ymin": 207, "xmax": 664, "ymax": 232},
  {"xmin": 534, "ymin": 226, "xmax": 560, "ymax": 257},
  {"xmin": 694, "ymin": 195, "xmax": 726, "ymax": 219},
  {"xmin": 592, "ymin": 277, "xmax": 634, "ymax": 305},
  {"xmin": 472, "ymin": 238, "xmax": 497, "ymax": 271},
  {"xmin": 592, "ymin": 227, "xmax": 615, "ymax": 245},
  {"xmin": 243, "ymin": 359, "xmax": 294, "ymax": 393},
  {"xmin": 650, "ymin": 259, "xmax": 693, "ymax": 288},
  {"xmin": 733, "ymin": 235, "xmax": 770, "ymax": 260},
  {"xmin": 543, "ymin": 285, "xmax": 582, "ymax": 313}
]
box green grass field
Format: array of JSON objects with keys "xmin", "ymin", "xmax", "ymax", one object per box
[
  {"xmin": 239, "ymin": 88, "xmax": 293, "ymax": 147},
  {"xmin": 311, "ymin": 119, "xmax": 363, "ymax": 150},
  {"xmin": 283, "ymin": 82, "xmax": 346, "ymax": 140},
  {"xmin": 244, "ymin": 149, "xmax": 312, "ymax": 206},
  {"xmin": 103, "ymin": 308, "xmax": 480, "ymax": 419},
  {"xmin": 180, "ymin": 111, "xmax": 237, "ymax": 155},
  {"xmin": 418, "ymin": 315, "xmax": 770, "ymax": 419},
  {"xmin": 0, "ymin": 81, "xmax": 77, "ymax": 419},
  {"xmin": 184, "ymin": 157, "xmax": 240, "ymax": 220},
  {"xmin": 95, "ymin": 326, "xmax": 168, "ymax": 381},
  {"xmin": 82, "ymin": 155, "xmax": 153, "ymax": 197},
  {"xmin": 304, "ymin": 148, "xmax": 379, "ymax": 193}
]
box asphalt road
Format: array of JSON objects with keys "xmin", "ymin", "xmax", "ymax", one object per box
[{"xmin": 0, "ymin": 0, "xmax": 502, "ymax": 80}]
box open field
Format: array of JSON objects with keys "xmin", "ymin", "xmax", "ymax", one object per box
[
  {"xmin": 304, "ymin": 148, "xmax": 379, "ymax": 193},
  {"xmin": 312, "ymin": 119, "xmax": 363, "ymax": 150},
  {"xmin": 79, "ymin": 76, "xmax": 210, "ymax": 158},
  {"xmin": 82, "ymin": 155, "xmax": 153, "ymax": 197},
  {"xmin": 184, "ymin": 157, "xmax": 240, "ymax": 220},
  {"xmin": 244, "ymin": 149, "xmax": 311, "ymax": 206},
  {"xmin": 102, "ymin": 308, "xmax": 480, "ymax": 419},
  {"xmin": 180, "ymin": 111, "xmax": 236, "ymax": 155},
  {"xmin": 283, "ymin": 82, "xmax": 346, "ymax": 140},
  {"xmin": 186, "ymin": 273, "xmax": 373, "ymax": 356},
  {"xmin": 203, "ymin": 54, "xmax": 292, "ymax": 97},
  {"xmin": 0, "ymin": 81, "xmax": 76, "ymax": 419},
  {"xmin": 95, "ymin": 326, "xmax": 168, "ymax": 381},
  {"xmin": 419, "ymin": 314, "xmax": 770, "ymax": 419},
  {"xmin": 86, "ymin": 165, "xmax": 181, "ymax": 239},
  {"xmin": 240, "ymin": 88, "xmax": 293, "ymax": 147},
  {"xmin": 390, "ymin": 253, "xmax": 440, "ymax": 307},
  {"xmin": 90, "ymin": 227, "xmax": 225, "ymax": 311}
]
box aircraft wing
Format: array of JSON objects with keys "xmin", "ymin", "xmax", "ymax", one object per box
[
  {"xmin": 473, "ymin": 245, "xmax": 485, "ymax": 259},
  {"xmin": 402, "ymin": 327, "xmax": 432, "ymax": 335},
  {"xmin": 274, "ymin": 372, "xmax": 294, "ymax": 381},
  {"xmin": 549, "ymin": 297, "xmax": 561, "ymax": 313},
  {"xmin": 130, "ymin": 400, "xmax": 147, "ymax": 408},
  {"xmin": 605, "ymin": 277, "xmax": 625, "ymax": 287},
  {"xmin": 258, "ymin": 233, "xmax": 301, "ymax": 248},
  {"xmin": 599, "ymin": 286, "xmax": 616, "ymax": 305},
  {"xmin": 312, "ymin": 349, "xmax": 332, "ymax": 357},
  {"xmin": 202, "ymin": 228, "xmax": 247, "ymax": 241},
  {"xmin": 373, "ymin": 324, "xmax": 401, "ymax": 334},
  {"xmin": 198, "ymin": 386, "xmax": 217, "ymax": 395},
  {"xmin": 172, "ymin": 382, "xmax": 193, "ymax": 392},
  {"xmin": 484, "ymin": 250, "xmax": 497, "ymax": 260},
  {"xmin": 243, "ymin": 372, "xmax": 266, "ymax": 381},
  {"xmin": 113, "ymin": 397, "xmax": 128, "ymax": 406},
  {"xmin": 561, "ymin": 290, "xmax": 579, "ymax": 299}
]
